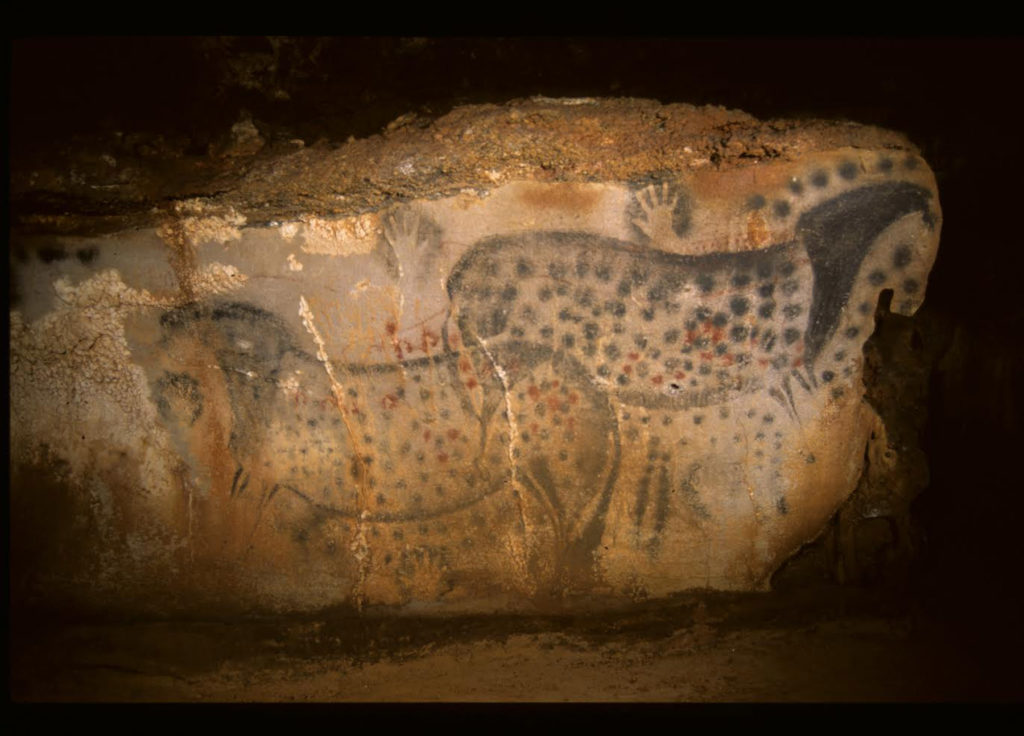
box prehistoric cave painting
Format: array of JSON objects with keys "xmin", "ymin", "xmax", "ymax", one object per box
[
  {"xmin": 447, "ymin": 179, "xmax": 936, "ymax": 419},
  {"xmin": 148, "ymin": 155, "xmax": 938, "ymax": 584}
]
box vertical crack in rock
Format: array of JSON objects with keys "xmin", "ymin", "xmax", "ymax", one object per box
[
  {"xmin": 475, "ymin": 336, "xmax": 534, "ymax": 593},
  {"xmin": 298, "ymin": 295, "xmax": 372, "ymax": 608}
]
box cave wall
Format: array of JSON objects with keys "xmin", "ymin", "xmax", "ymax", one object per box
[{"xmin": 10, "ymin": 92, "xmax": 941, "ymax": 614}]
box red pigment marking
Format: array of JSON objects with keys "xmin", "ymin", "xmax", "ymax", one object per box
[
  {"xmin": 423, "ymin": 430, "xmax": 431, "ymax": 441},
  {"xmin": 382, "ymin": 394, "xmax": 399, "ymax": 410},
  {"xmin": 531, "ymin": 422, "xmax": 539, "ymax": 434},
  {"xmin": 622, "ymin": 364, "xmax": 633, "ymax": 374},
  {"xmin": 568, "ymin": 392, "xmax": 579, "ymax": 405},
  {"xmin": 446, "ymin": 428, "xmax": 460, "ymax": 441},
  {"xmin": 459, "ymin": 358, "xmax": 472, "ymax": 373},
  {"xmin": 711, "ymin": 328, "xmax": 725, "ymax": 343},
  {"xmin": 628, "ymin": 352, "xmax": 640, "ymax": 361},
  {"xmin": 466, "ymin": 378, "xmax": 478, "ymax": 389},
  {"xmin": 702, "ymin": 321, "xmax": 713, "ymax": 333},
  {"xmin": 792, "ymin": 358, "xmax": 804, "ymax": 368},
  {"xmin": 759, "ymin": 359, "xmax": 771, "ymax": 367},
  {"xmin": 528, "ymin": 385, "xmax": 541, "ymax": 400},
  {"xmin": 700, "ymin": 352, "xmax": 713, "ymax": 362},
  {"xmin": 385, "ymin": 321, "xmax": 397, "ymax": 337},
  {"xmin": 437, "ymin": 453, "xmax": 449, "ymax": 463},
  {"xmin": 674, "ymin": 371, "xmax": 686, "ymax": 380},
  {"xmin": 721, "ymin": 354, "xmax": 734, "ymax": 366},
  {"xmin": 652, "ymin": 375, "xmax": 664, "ymax": 385},
  {"xmin": 685, "ymin": 330, "xmax": 697, "ymax": 344},
  {"xmin": 551, "ymin": 380, "xmax": 560, "ymax": 388},
  {"xmin": 546, "ymin": 395, "xmax": 563, "ymax": 412},
  {"xmin": 448, "ymin": 332, "xmax": 461, "ymax": 348}
]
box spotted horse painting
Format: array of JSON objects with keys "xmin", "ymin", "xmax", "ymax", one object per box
[{"xmin": 136, "ymin": 148, "xmax": 940, "ymax": 610}]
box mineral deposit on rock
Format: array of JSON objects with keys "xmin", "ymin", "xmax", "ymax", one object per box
[{"xmin": 10, "ymin": 99, "xmax": 941, "ymax": 614}]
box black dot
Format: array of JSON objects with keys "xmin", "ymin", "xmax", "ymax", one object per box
[
  {"xmin": 510, "ymin": 326, "xmax": 525, "ymax": 337},
  {"xmin": 903, "ymin": 278, "xmax": 920, "ymax": 293},
  {"xmin": 904, "ymin": 156, "xmax": 919, "ymax": 170},
  {"xmin": 583, "ymin": 343, "xmax": 597, "ymax": 357},
  {"xmin": 838, "ymin": 161, "xmax": 858, "ymax": 180},
  {"xmin": 646, "ymin": 284, "xmax": 666, "ymax": 301},
  {"xmin": 831, "ymin": 387, "xmax": 845, "ymax": 400},
  {"xmin": 39, "ymin": 247, "xmax": 67, "ymax": 263},
  {"xmin": 596, "ymin": 265, "xmax": 611, "ymax": 281},
  {"xmin": 834, "ymin": 350, "xmax": 847, "ymax": 361},
  {"xmin": 603, "ymin": 343, "xmax": 620, "ymax": 359},
  {"xmin": 758, "ymin": 282, "xmax": 775, "ymax": 298},
  {"xmin": 714, "ymin": 343, "xmax": 728, "ymax": 356},
  {"xmin": 858, "ymin": 302, "xmax": 872, "ymax": 315},
  {"xmin": 730, "ymin": 297, "xmax": 750, "ymax": 316},
  {"xmin": 617, "ymin": 280, "xmax": 632, "ymax": 297},
  {"xmin": 699, "ymin": 364, "xmax": 711, "ymax": 375},
  {"xmin": 783, "ymin": 328, "xmax": 801, "ymax": 345},
  {"xmin": 762, "ymin": 414, "xmax": 775, "ymax": 424},
  {"xmin": 584, "ymin": 323, "xmax": 599, "ymax": 340},
  {"xmin": 516, "ymin": 259, "xmax": 533, "ymax": 277},
  {"xmin": 76, "ymin": 248, "xmax": 98, "ymax": 264},
  {"xmin": 548, "ymin": 262, "xmax": 568, "ymax": 279},
  {"xmin": 730, "ymin": 325, "xmax": 749, "ymax": 342},
  {"xmin": 538, "ymin": 287, "xmax": 552, "ymax": 302},
  {"xmin": 821, "ymin": 371, "xmax": 835, "ymax": 383},
  {"xmin": 641, "ymin": 309, "xmax": 656, "ymax": 322},
  {"xmin": 757, "ymin": 261, "xmax": 773, "ymax": 279},
  {"xmin": 616, "ymin": 374, "xmax": 630, "ymax": 386},
  {"xmin": 788, "ymin": 179, "xmax": 804, "ymax": 195},
  {"xmin": 683, "ymin": 360, "xmax": 694, "ymax": 371},
  {"xmin": 558, "ymin": 308, "xmax": 572, "ymax": 322},
  {"xmin": 693, "ymin": 415, "xmax": 704, "ymax": 425},
  {"xmin": 782, "ymin": 304, "xmax": 802, "ymax": 320},
  {"xmin": 712, "ymin": 312, "xmax": 729, "ymax": 327},
  {"xmin": 779, "ymin": 262, "xmax": 796, "ymax": 277},
  {"xmin": 556, "ymin": 284, "xmax": 569, "ymax": 297},
  {"xmin": 634, "ymin": 334, "xmax": 649, "ymax": 349},
  {"xmin": 781, "ymin": 280, "xmax": 800, "ymax": 296},
  {"xmin": 610, "ymin": 302, "xmax": 627, "ymax": 318},
  {"xmin": 878, "ymin": 157, "xmax": 894, "ymax": 173},
  {"xmin": 613, "ymin": 322, "xmax": 625, "ymax": 334},
  {"xmin": 868, "ymin": 270, "xmax": 887, "ymax": 286},
  {"xmin": 845, "ymin": 327, "xmax": 860, "ymax": 339},
  {"xmin": 732, "ymin": 273, "xmax": 751, "ymax": 287},
  {"xmin": 540, "ymin": 326, "xmax": 554, "ymax": 339},
  {"xmin": 694, "ymin": 308, "xmax": 711, "ymax": 323},
  {"xmin": 664, "ymin": 329, "xmax": 680, "ymax": 344},
  {"xmin": 758, "ymin": 301, "xmax": 776, "ymax": 319},
  {"xmin": 696, "ymin": 274, "xmax": 715, "ymax": 293},
  {"xmin": 576, "ymin": 261, "xmax": 590, "ymax": 278},
  {"xmin": 597, "ymin": 364, "xmax": 611, "ymax": 377},
  {"xmin": 811, "ymin": 170, "xmax": 829, "ymax": 188},
  {"xmin": 773, "ymin": 201, "xmax": 791, "ymax": 218},
  {"xmin": 747, "ymin": 194, "xmax": 766, "ymax": 210},
  {"xmin": 893, "ymin": 245, "xmax": 913, "ymax": 269},
  {"xmin": 562, "ymin": 334, "xmax": 576, "ymax": 349}
]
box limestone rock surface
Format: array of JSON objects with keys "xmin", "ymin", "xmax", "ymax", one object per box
[{"xmin": 10, "ymin": 99, "xmax": 941, "ymax": 614}]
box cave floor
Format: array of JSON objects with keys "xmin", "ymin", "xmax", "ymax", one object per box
[{"xmin": 11, "ymin": 583, "xmax": 1019, "ymax": 703}]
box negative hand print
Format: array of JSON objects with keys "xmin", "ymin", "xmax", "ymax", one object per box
[{"xmin": 629, "ymin": 180, "xmax": 691, "ymax": 244}]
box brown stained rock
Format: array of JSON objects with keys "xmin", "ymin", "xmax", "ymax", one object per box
[{"xmin": 9, "ymin": 99, "xmax": 941, "ymax": 615}]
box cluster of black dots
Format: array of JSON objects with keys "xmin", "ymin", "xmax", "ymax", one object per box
[
  {"xmin": 457, "ymin": 240, "xmax": 814, "ymax": 406},
  {"xmin": 744, "ymin": 154, "xmax": 922, "ymax": 222}
]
